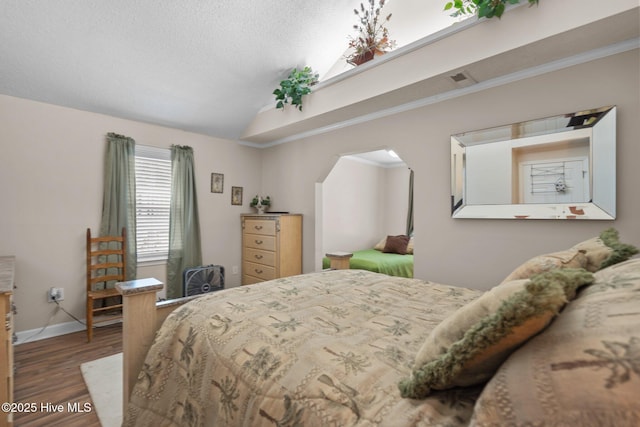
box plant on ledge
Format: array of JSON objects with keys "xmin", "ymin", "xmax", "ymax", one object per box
[
  {"xmin": 444, "ymin": 0, "xmax": 539, "ymax": 19},
  {"xmin": 273, "ymin": 66, "xmax": 319, "ymax": 111},
  {"xmin": 345, "ymin": 0, "xmax": 396, "ymax": 67}
]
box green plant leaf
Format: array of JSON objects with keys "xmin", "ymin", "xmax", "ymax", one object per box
[
  {"xmin": 273, "ymin": 66, "xmax": 318, "ymax": 111},
  {"xmin": 445, "ymin": 0, "xmax": 538, "ymax": 19}
]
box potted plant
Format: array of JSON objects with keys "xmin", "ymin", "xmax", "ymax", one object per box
[
  {"xmin": 250, "ymin": 195, "xmax": 271, "ymax": 214},
  {"xmin": 273, "ymin": 67, "xmax": 319, "ymax": 111},
  {"xmin": 444, "ymin": 0, "xmax": 539, "ymax": 19},
  {"xmin": 345, "ymin": 0, "xmax": 396, "ymax": 67}
]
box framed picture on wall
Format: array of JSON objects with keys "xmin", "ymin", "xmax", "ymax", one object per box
[
  {"xmin": 211, "ymin": 173, "xmax": 224, "ymax": 193},
  {"xmin": 231, "ymin": 186, "xmax": 243, "ymax": 205}
]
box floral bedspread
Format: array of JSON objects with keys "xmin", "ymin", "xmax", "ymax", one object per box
[{"xmin": 124, "ymin": 269, "xmax": 483, "ymax": 427}]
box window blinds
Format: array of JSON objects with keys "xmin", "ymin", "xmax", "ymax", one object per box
[{"xmin": 135, "ymin": 145, "xmax": 171, "ymax": 262}]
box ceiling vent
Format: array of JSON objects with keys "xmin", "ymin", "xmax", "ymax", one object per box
[{"xmin": 449, "ymin": 70, "xmax": 477, "ymax": 87}]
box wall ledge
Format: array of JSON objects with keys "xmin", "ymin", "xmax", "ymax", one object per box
[{"xmin": 240, "ymin": 1, "xmax": 639, "ymax": 146}]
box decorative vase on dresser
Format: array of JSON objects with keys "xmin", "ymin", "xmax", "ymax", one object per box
[
  {"xmin": 1, "ymin": 256, "xmax": 15, "ymax": 427},
  {"xmin": 241, "ymin": 214, "xmax": 302, "ymax": 285}
]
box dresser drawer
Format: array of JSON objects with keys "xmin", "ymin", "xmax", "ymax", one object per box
[
  {"xmin": 243, "ymin": 234, "xmax": 276, "ymax": 251},
  {"xmin": 243, "ymin": 248, "xmax": 276, "ymax": 267},
  {"xmin": 241, "ymin": 214, "xmax": 301, "ymax": 286},
  {"xmin": 244, "ymin": 219, "xmax": 276, "ymax": 236},
  {"xmin": 243, "ymin": 261, "xmax": 276, "ymax": 281}
]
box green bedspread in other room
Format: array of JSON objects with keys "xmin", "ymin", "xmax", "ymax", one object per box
[{"xmin": 323, "ymin": 248, "xmax": 413, "ymax": 278}]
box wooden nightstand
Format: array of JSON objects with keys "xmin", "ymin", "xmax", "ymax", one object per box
[{"xmin": 325, "ymin": 252, "xmax": 353, "ymax": 270}]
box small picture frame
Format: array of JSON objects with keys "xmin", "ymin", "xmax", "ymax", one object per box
[
  {"xmin": 211, "ymin": 173, "xmax": 224, "ymax": 193},
  {"xmin": 231, "ymin": 186, "xmax": 243, "ymax": 205}
]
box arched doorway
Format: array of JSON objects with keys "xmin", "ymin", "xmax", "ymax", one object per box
[{"xmin": 314, "ymin": 149, "xmax": 412, "ymax": 270}]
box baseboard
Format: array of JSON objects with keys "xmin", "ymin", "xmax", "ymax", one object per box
[{"xmin": 14, "ymin": 318, "xmax": 122, "ymax": 345}]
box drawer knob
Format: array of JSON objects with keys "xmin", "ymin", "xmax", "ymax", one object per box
[
  {"xmin": 255, "ymin": 269, "xmax": 263, "ymax": 274},
  {"xmin": 254, "ymin": 254, "xmax": 263, "ymax": 259},
  {"xmin": 255, "ymin": 239, "xmax": 263, "ymax": 245},
  {"xmin": 254, "ymin": 225, "xmax": 263, "ymax": 230}
]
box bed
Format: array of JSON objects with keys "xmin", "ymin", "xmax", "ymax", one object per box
[
  {"xmin": 322, "ymin": 235, "xmax": 414, "ymax": 278},
  {"xmin": 119, "ymin": 229, "xmax": 640, "ymax": 427},
  {"xmin": 322, "ymin": 249, "xmax": 414, "ymax": 277}
]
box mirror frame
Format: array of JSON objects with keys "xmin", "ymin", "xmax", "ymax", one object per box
[{"xmin": 451, "ymin": 106, "xmax": 616, "ymax": 220}]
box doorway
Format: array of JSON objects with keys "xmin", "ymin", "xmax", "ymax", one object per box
[{"xmin": 314, "ymin": 149, "xmax": 411, "ymax": 270}]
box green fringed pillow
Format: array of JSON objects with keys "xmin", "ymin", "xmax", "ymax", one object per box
[
  {"xmin": 398, "ymin": 269, "xmax": 594, "ymax": 399},
  {"xmin": 571, "ymin": 228, "xmax": 638, "ymax": 272}
]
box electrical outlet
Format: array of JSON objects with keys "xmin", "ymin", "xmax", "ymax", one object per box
[
  {"xmin": 47, "ymin": 287, "xmax": 64, "ymax": 302},
  {"xmin": 232, "ymin": 265, "xmax": 239, "ymax": 275}
]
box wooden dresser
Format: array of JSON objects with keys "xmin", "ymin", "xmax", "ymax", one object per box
[
  {"xmin": 0, "ymin": 256, "xmax": 15, "ymax": 427},
  {"xmin": 241, "ymin": 214, "xmax": 302, "ymax": 285}
]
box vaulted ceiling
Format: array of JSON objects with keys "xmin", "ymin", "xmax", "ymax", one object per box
[{"xmin": 0, "ymin": 0, "xmax": 456, "ymax": 141}]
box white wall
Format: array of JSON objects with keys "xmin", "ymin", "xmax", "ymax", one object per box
[
  {"xmin": 466, "ymin": 142, "xmax": 512, "ymax": 204},
  {"xmin": 260, "ymin": 50, "xmax": 640, "ymax": 289},
  {"xmin": 384, "ymin": 166, "xmax": 411, "ymax": 235},
  {"xmin": 0, "ymin": 94, "xmax": 262, "ymax": 333},
  {"xmin": 322, "ymin": 157, "xmax": 384, "ymax": 253},
  {"xmin": 321, "ymin": 157, "xmax": 410, "ymax": 254}
]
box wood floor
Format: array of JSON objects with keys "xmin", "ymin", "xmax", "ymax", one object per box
[{"xmin": 13, "ymin": 323, "xmax": 122, "ymax": 427}]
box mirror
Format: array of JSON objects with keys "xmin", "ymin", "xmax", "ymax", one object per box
[{"xmin": 451, "ymin": 106, "xmax": 616, "ymax": 219}]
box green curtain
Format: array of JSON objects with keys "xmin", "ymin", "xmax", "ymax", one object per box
[
  {"xmin": 100, "ymin": 132, "xmax": 137, "ymax": 281},
  {"xmin": 406, "ymin": 169, "xmax": 414, "ymax": 236},
  {"xmin": 167, "ymin": 145, "xmax": 202, "ymax": 299}
]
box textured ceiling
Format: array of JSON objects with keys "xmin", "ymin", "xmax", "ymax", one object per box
[
  {"xmin": 0, "ymin": 0, "xmax": 366, "ymax": 139},
  {"xmin": 0, "ymin": 0, "xmax": 456, "ymax": 141}
]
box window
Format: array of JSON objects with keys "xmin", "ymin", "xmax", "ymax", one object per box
[{"xmin": 135, "ymin": 145, "xmax": 171, "ymax": 262}]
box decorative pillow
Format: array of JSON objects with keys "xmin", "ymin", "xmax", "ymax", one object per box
[
  {"xmin": 570, "ymin": 227, "xmax": 638, "ymax": 272},
  {"xmin": 501, "ymin": 249, "xmax": 588, "ymax": 283},
  {"xmin": 374, "ymin": 236, "xmax": 386, "ymax": 251},
  {"xmin": 383, "ymin": 235, "xmax": 410, "ymax": 255},
  {"xmin": 398, "ymin": 269, "xmax": 594, "ymax": 399},
  {"xmin": 470, "ymin": 259, "xmax": 640, "ymax": 426},
  {"xmin": 375, "ymin": 235, "xmax": 414, "ymax": 254}
]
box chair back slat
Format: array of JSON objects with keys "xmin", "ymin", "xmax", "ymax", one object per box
[{"xmin": 86, "ymin": 227, "xmax": 127, "ymax": 342}]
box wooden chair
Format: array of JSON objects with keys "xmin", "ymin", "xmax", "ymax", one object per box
[{"xmin": 86, "ymin": 227, "xmax": 126, "ymax": 342}]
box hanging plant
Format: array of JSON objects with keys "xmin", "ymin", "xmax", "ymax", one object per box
[
  {"xmin": 345, "ymin": 0, "xmax": 396, "ymax": 67},
  {"xmin": 273, "ymin": 66, "xmax": 319, "ymax": 111},
  {"xmin": 444, "ymin": 0, "xmax": 539, "ymax": 19}
]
